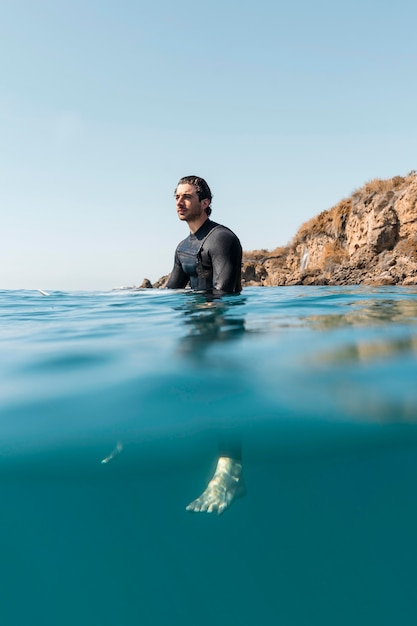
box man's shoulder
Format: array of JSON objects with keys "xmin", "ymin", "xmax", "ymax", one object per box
[{"xmin": 205, "ymin": 221, "xmax": 241, "ymax": 245}]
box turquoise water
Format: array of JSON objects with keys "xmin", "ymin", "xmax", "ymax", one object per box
[{"xmin": 1, "ymin": 286, "xmax": 417, "ymax": 626}]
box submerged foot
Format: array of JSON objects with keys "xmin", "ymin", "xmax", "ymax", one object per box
[{"xmin": 186, "ymin": 456, "xmax": 246, "ymax": 516}]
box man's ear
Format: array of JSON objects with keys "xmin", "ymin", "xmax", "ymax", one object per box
[{"xmin": 201, "ymin": 198, "xmax": 210, "ymax": 211}]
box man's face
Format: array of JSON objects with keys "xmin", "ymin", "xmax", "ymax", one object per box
[{"xmin": 175, "ymin": 183, "xmax": 209, "ymax": 223}]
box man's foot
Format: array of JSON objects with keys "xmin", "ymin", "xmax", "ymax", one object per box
[{"xmin": 186, "ymin": 456, "xmax": 246, "ymax": 516}]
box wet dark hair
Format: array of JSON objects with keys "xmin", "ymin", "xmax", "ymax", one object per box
[{"xmin": 175, "ymin": 175, "xmax": 213, "ymax": 216}]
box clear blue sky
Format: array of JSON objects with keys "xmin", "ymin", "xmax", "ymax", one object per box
[{"xmin": 1, "ymin": 0, "xmax": 416, "ymax": 290}]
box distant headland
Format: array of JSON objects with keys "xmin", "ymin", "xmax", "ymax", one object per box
[{"xmin": 141, "ymin": 171, "xmax": 417, "ymax": 288}]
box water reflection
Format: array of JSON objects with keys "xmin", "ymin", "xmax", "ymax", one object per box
[
  {"xmin": 308, "ymin": 297, "xmax": 417, "ymax": 363},
  {"xmin": 174, "ymin": 292, "xmax": 246, "ymax": 359},
  {"xmin": 304, "ymin": 296, "xmax": 417, "ymax": 424},
  {"xmin": 320, "ymin": 335, "xmax": 417, "ymax": 364},
  {"xmin": 307, "ymin": 297, "xmax": 417, "ymax": 328}
]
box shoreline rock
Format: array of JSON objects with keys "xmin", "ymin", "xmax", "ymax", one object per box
[{"xmin": 241, "ymin": 171, "xmax": 417, "ymax": 287}]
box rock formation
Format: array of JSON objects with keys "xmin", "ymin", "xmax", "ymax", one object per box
[
  {"xmin": 141, "ymin": 172, "xmax": 417, "ymax": 288},
  {"xmin": 242, "ymin": 171, "xmax": 417, "ymax": 287}
]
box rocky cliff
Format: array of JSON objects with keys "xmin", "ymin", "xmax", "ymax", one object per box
[
  {"xmin": 145, "ymin": 172, "xmax": 417, "ymax": 289},
  {"xmin": 242, "ymin": 171, "xmax": 417, "ymax": 287}
]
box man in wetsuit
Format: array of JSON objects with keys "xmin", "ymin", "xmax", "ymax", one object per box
[
  {"xmin": 167, "ymin": 176, "xmax": 242, "ymax": 295},
  {"xmin": 168, "ymin": 176, "xmax": 245, "ymax": 515}
]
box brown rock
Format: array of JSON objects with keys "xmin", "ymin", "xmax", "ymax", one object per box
[
  {"xmin": 242, "ymin": 171, "xmax": 417, "ymax": 287},
  {"xmin": 152, "ymin": 275, "xmax": 170, "ymax": 288},
  {"xmin": 402, "ymin": 276, "xmax": 417, "ymax": 286},
  {"xmin": 395, "ymin": 176, "xmax": 417, "ymax": 239}
]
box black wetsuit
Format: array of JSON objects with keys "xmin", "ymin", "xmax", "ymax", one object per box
[{"xmin": 166, "ymin": 219, "xmax": 242, "ymax": 294}]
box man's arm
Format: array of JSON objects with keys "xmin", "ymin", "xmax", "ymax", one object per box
[
  {"xmin": 166, "ymin": 252, "xmax": 189, "ymax": 289},
  {"xmin": 209, "ymin": 230, "xmax": 242, "ymax": 294}
]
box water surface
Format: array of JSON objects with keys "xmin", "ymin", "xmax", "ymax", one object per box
[{"xmin": 1, "ymin": 286, "xmax": 417, "ymax": 626}]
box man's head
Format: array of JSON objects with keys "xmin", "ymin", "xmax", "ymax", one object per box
[{"xmin": 174, "ymin": 176, "xmax": 212, "ymax": 217}]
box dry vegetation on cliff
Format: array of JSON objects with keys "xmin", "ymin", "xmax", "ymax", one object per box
[{"xmin": 242, "ymin": 171, "xmax": 417, "ymax": 287}]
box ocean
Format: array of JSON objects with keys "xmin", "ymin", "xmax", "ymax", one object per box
[{"xmin": 1, "ymin": 286, "xmax": 417, "ymax": 626}]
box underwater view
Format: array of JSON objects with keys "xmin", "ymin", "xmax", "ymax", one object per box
[{"xmin": 1, "ymin": 285, "xmax": 417, "ymax": 626}]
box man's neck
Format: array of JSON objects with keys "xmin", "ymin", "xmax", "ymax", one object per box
[{"xmin": 188, "ymin": 214, "xmax": 209, "ymax": 235}]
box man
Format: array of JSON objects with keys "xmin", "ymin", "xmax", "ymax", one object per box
[
  {"xmin": 167, "ymin": 176, "xmax": 245, "ymax": 515},
  {"xmin": 166, "ymin": 176, "xmax": 242, "ymax": 295}
]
